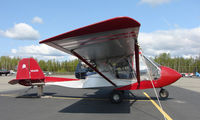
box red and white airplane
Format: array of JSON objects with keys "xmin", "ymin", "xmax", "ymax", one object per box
[{"xmin": 9, "ymin": 17, "xmax": 182, "ymax": 103}]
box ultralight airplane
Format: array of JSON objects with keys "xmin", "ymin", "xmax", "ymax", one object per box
[{"xmin": 9, "ymin": 17, "xmax": 182, "ymax": 103}]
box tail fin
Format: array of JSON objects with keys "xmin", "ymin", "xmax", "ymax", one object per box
[
  {"xmin": 9, "ymin": 58, "xmax": 45, "ymax": 85},
  {"xmin": 16, "ymin": 58, "xmax": 45, "ymax": 80}
]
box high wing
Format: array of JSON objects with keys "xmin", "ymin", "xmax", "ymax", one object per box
[
  {"xmin": 40, "ymin": 17, "xmax": 140, "ymax": 60},
  {"xmin": 40, "ymin": 17, "xmax": 141, "ymax": 87}
]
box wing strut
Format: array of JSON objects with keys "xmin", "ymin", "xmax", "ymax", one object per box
[
  {"xmin": 71, "ymin": 51, "xmax": 118, "ymax": 87},
  {"xmin": 135, "ymin": 42, "xmax": 140, "ymax": 85}
]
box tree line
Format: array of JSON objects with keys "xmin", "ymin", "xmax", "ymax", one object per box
[
  {"xmin": 38, "ymin": 59, "xmax": 79, "ymax": 73},
  {"xmin": 154, "ymin": 53, "xmax": 200, "ymax": 73},
  {"xmin": 0, "ymin": 56, "xmax": 79, "ymax": 74},
  {"xmin": 0, "ymin": 53, "xmax": 200, "ymax": 73}
]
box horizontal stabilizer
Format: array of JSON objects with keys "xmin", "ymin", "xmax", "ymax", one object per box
[
  {"xmin": 8, "ymin": 79, "xmax": 20, "ymax": 85},
  {"xmin": 45, "ymin": 76, "xmax": 80, "ymax": 83}
]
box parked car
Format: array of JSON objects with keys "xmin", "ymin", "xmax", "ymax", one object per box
[{"xmin": 0, "ymin": 69, "xmax": 10, "ymax": 76}]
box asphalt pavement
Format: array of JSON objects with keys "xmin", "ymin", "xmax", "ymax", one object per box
[{"xmin": 0, "ymin": 76, "xmax": 200, "ymax": 120}]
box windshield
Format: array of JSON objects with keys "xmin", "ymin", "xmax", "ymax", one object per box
[{"xmin": 140, "ymin": 55, "xmax": 161, "ymax": 80}]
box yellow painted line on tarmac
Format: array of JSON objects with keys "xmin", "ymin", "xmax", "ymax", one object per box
[
  {"xmin": 0, "ymin": 94, "xmax": 17, "ymax": 97},
  {"xmin": 47, "ymin": 96, "xmax": 108, "ymax": 101},
  {"xmin": 48, "ymin": 96, "xmax": 151, "ymax": 102},
  {"xmin": 0, "ymin": 93, "xmax": 150, "ymax": 102},
  {"xmin": 45, "ymin": 96, "xmax": 151, "ymax": 102},
  {"xmin": 125, "ymin": 99, "xmax": 150, "ymax": 102},
  {"xmin": 143, "ymin": 92, "xmax": 173, "ymax": 120}
]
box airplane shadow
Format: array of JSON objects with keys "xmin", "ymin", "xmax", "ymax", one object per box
[
  {"xmin": 16, "ymin": 92, "xmax": 57, "ymax": 98},
  {"xmin": 58, "ymin": 89, "xmax": 173, "ymax": 114},
  {"xmin": 14, "ymin": 87, "xmax": 173, "ymax": 114},
  {"xmin": 59, "ymin": 89, "xmax": 136, "ymax": 113},
  {"xmin": 59, "ymin": 99, "xmax": 134, "ymax": 113}
]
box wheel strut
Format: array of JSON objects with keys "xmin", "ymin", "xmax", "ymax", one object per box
[{"xmin": 37, "ymin": 85, "xmax": 44, "ymax": 97}]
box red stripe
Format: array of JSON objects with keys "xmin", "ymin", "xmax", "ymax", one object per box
[
  {"xmin": 40, "ymin": 17, "xmax": 140, "ymax": 44},
  {"xmin": 60, "ymin": 32, "xmax": 137, "ymax": 48},
  {"xmin": 79, "ymin": 32, "xmax": 137, "ymax": 46},
  {"xmin": 44, "ymin": 76, "xmax": 80, "ymax": 83}
]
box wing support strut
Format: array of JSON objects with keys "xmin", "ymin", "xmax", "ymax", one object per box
[
  {"xmin": 71, "ymin": 50, "xmax": 117, "ymax": 87},
  {"xmin": 135, "ymin": 42, "xmax": 140, "ymax": 85}
]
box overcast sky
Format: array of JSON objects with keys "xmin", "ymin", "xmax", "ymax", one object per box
[{"xmin": 0, "ymin": 0, "xmax": 200, "ymax": 60}]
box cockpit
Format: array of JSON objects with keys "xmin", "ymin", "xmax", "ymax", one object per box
[
  {"xmin": 75, "ymin": 54, "xmax": 161, "ymax": 81},
  {"xmin": 106, "ymin": 54, "xmax": 161, "ymax": 80}
]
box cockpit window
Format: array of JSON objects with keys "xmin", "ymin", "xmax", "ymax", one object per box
[
  {"xmin": 96, "ymin": 56, "xmax": 135, "ymax": 79},
  {"xmin": 95, "ymin": 54, "xmax": 161, "ymax": 80},
  {"xmin": 114, "ymin": 58, "xmax": 135, "ymax": 79}
]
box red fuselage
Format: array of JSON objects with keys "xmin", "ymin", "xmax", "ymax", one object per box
[{"xmin": 117, "ymin": 66, "xmax": 182, "ymax": 90}]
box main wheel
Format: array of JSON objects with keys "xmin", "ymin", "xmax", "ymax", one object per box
[
  {"xmin": 159, "ymin": 89, "xmax": 169, "ymax": 99},
  {"xmin": 110, "ymin": 90, "xmax": 123, "ymax": 104}
]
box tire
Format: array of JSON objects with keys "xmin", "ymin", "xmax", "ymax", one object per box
[
  {"xmin": 110, "ymin": 90, "xmax": 123, "ymax": 104},
  {"xmin": 159, "ymin": 89, "xmax": 169, "ymax": 99}
]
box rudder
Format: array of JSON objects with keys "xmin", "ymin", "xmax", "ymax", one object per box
[{"xmin": 16, "ymin": 58, "xmax": 45, "ymax": 80}]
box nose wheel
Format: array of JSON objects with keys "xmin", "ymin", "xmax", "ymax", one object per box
[
  {"xmin": 159, "ymin": 88, "xmax": 169, "ymax": 99},
  {"xmin": 110, "ymin": 90, "xmax": 123, "ymax": 104}
]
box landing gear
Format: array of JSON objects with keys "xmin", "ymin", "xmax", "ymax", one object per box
[
  {"xmin": 31, "ymin": 83, "xmax": 45, "ymax": 97},
  {"xmin": 110, "ymin": 90, "xmax": 124, "ymax": 104},
  {"xmin": 37, "ymin": 85, "xmax": 44, "ymax": 97},
  {"xmin": 159, "ymin": 88, "xmax": 169, "ymax": 99}
]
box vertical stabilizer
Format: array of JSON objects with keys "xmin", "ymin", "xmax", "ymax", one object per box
[{"xmin": 16, "ymin": 58, "xmax": 45, "ymax": 80}]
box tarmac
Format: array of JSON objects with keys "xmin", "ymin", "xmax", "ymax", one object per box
[{"xmin": 0, "ymin": 75, "xmax": 200, "ymax": 120}]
